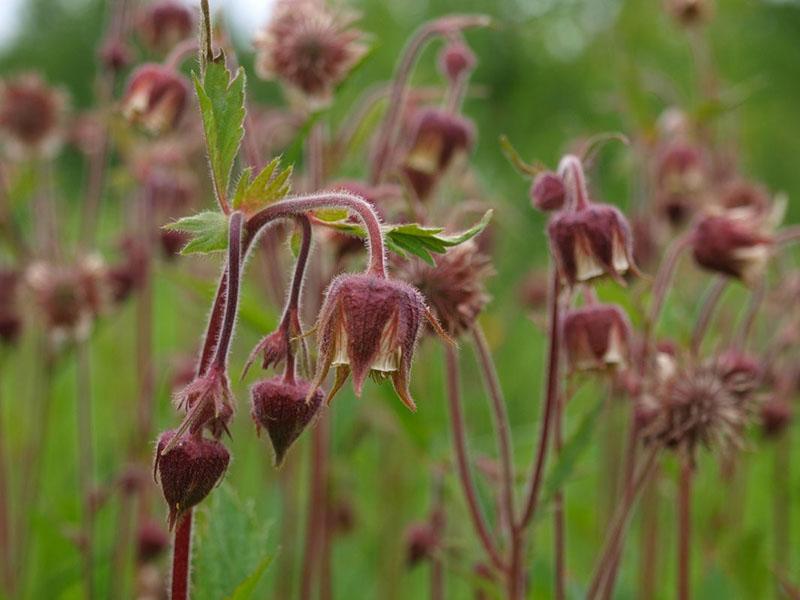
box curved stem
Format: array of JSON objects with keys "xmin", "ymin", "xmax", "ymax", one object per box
[
  {"xmin": 246, "ymin": 191, "xmax": 387, "ymax": 278},
  {"xmin": 369, "ymin": 14, "xmax": 490, "ymax": 184},
  {"xmin": 443, "ymin": 343, "xmax": 505, "ymax": 572},
  {"xmin": 519, "ymin": 269, "xmax": 561, "ymax": 528},
  {"xmin": 171, "ymin": 511, "xmax": 193, "ymax": 600},
  {"xmin": 76, "ymin": 340, "xmax": 95, "ymax": 600},
  {"xmin": 690, "ymin": 277, "xmax": 727, "ymax": 357},
  {"xmin": 211, "ymin": 212, "xmax": 244, "ymax": 371},
  {"xmin": 282, "ymin": 216, "xmax": 312, "ymax": 384},
  {"xmin": 300, "ymin": 416, "xmax": 329, "ymax": 599},
  {"xmin": 557, "ymin": 155, "xmax": 590, "ymax": 211},
  {"xmin": 735, "ymin": 278, "xmax": 765, "ymax": 348}
]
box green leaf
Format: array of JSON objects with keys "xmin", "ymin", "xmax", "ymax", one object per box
[
  {"xmin": 232, "ymin": 157, "xmax": 293, "ymax": 214},
  {"xmin": 164, "ymin": 211, "xmax": 229, "ymax": 255},
  {"xmin": 193, "ymin": 61, "xmax": 246, "ymax": 203},
  {"xmin": 226, "ymin": 555, "xmax": 274, "ymax": 600},
  {"xmin": 534, "ymin": 394, "xmax": 604, "ymax": 523}
]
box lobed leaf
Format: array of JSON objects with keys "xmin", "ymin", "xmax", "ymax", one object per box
[
  {"xmin": 232, "ymin": 157, "xmax": 293, "ymax": 215},
  {"xmin": 164, "ymin": 211, "xmax": 229, "ymax": 255}
]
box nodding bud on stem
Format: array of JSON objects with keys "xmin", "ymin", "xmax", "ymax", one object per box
[
  {"xmin": 402, "ymin": 108, "xmax": 474, "ymax": 200},
  {"xmin": 438, "ymin": 39, "xmax": 476, "ymax": 82},
  {"xmin": 136, "ymin": 0, "xmax": 195, "ymax": 53},
  {"xmin": 562, "ymin": 303, "xmax": 631, "ymax": 372},
  {"xmin": 530, "ymin": 171, "xmax": 565, "ymax": 212},
  {"xmin": 310, "ymin": 273, "xmax": 445, "ymax": 411},
  {"xmin": 691, "ymin": 212, "xmax": 772, "ymax": 286},
  {"xmin": 169, "ymin": 366, "xmax": 235, "ymax": 447},
  {"xmin": 154, "ymin": 430, "xmax": 230, "ymax": 529},
  {"xmin": 250, "ymin": 376, "xmax": 324, "ymax": 466},
  {"xmin": 121, "ymin": 64, "xmax": 188, "ymax": 134},
  {"xmin": 665, "ymin": 0, "xmax": 712, "ymax": 26}
]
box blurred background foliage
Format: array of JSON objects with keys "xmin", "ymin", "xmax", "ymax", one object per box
[{"xmin": 2, "ymin": 0, "xmax": 800, "ymax": 598}]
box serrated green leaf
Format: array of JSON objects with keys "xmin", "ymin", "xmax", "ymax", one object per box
[
  {"xmin": 315, "ymin": 208, "xmax": 350, "ymax": 222},
  {"xmin": 193, "ymin": 61, "xmax": 246, "ymax": 204},
  {"xmin": 438, "ymin": 210, "xmax": 493, "ymax": 245},
  {"xmin": 226, "ymin": 555, "xmax": 274, "ymax": 600},
  {"xmin": 232, "ymin": 157, "xmax": 293, "ymax": 214},
  {"xmin": 533, "ymin": 394, "xmax": 604, "ymax": 524},
  {"xmin": 164, "ymin": 211, "xmax": 229, "ymax": 255}
]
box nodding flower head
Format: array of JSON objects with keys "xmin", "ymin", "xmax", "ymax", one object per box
[
  {"xmin": 641, "ymin": 360, "xmax": 755, "ymax": 460},
  {"xmin": 530, "ymin": 171, "xmax": 565, "ymax": 212},
  {"xmin": 547, "ymin": 203, "xmax": 637, "ymax": 286},
  {"xmin": 716, "ymin": 179, "xmax": 771, "ymax": 219},
  {"xmin": 655, "ymin": 141, "xmax": 706, "ymax": 195},
  {"xmin": 402, "ymin": 108, "xmax": 474, "ymax": 200},
  {"xmin": 99, "ymin": 39, "xmax": 133, "ymax": 73},
  {"xmin": 438, "ymin": 39, "xmax": 476, "ymax": 82},
  {"xmin": 250, "ymin": 376, "xmax": 324, "ymax": 466},
  {"xmin": 396, "ymin": 242, "xmax": 493, "ymax": 338},
  {"xmin": 0, "ymin": 73, "xmax": 67, "ymax": 159},
  {"xmin": 254, "ymin": 0, "xmax": 368, "ymax": 107},
  {"xmin": 562, "ymin": 303, "xmax": 631, "ymax": 372},
  {"xmin": 0, "ymin": 268, "xmax": 22, "ymax": 345},
  {"xmin": 691, "ymin": 212, "xmax": 772, "ymax": 286},
  {"xmin": 121, "ymin": 64, "xmax": 189, "ymax": 134},
  {"xmin": 311, "ymin": 273, "xmax": 442, "ymax": 411},
  {"xmin": 154, "ymin": 430, "xmax": 230, "ymax": 529},
  {"xmin": 171, "ymin": 366, "xmax": 235, "ymax": 443},
  {"xmin": 136, "ymin": 0, "xmax": 195, "ymax": 53}
]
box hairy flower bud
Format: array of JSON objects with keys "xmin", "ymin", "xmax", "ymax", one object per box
[
  {"xmin": 312, "ymin": 273, "xmax": 440, "ymax": 411},
  {"xmin": 562, "ymin": 303, "xmax": 631, "ymax": 372},
  {"xmin": 136, "ymin": 0, "xmax": 195, "ymax": 53},
  {"xmin": 0, "ymin": 73, "xmax": 67, "ymax": 159},
  {"xmin": 121, "ymin": 64, "xmax": 188, "ymax": 134},
  {"xmin": 691, "ymin": 213, "xmax": 772, "ymax": 285},
  {"xmin": 530, "ymin": 171, "xmax": 565, "ymax": 212},
  {"xmin": 438, "ymin": 40, "xmax": 476, "ymax": 82},
  {"xmin": 172, "ymin": 367, "xmax": 235, "ymax": 442},
  {"xmin": 251, "ymin": 377, "xmax": 324, "ymax": 466},
  {"xmin": 154, "ymin": 430, "xmax": 230, "ymax": 528},
  {"xmin": 548, "ymin": 204, "xmax": 637, "ymax": 286},
  {"xmin": 402, "ymin": 108, "xmax": 474, "ymax": 200},
  {"xmin": 254, "ymin": 0, "xmax": 368, "ymax": 107}
]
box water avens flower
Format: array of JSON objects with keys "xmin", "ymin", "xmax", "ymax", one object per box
[
  {"xmin": 137, "ymin": 0, "xmax": 195, "ymax": 53},
  {"xmin": 562, "ymin": 303, "xmax": 631, "ymax": 372},
  {"xmin": 0, "ymin": 73, "xmax": 67, "ymax": 159},
  {"xmin": 251, "ymin": 376, "xmax": 324, "ymax": 466},
  {"xmin": 121, "ymin": 64, "xmax": 189, "ymax": 134},
  {"xmin": 530, "ymin": 171, "xmax": 565, "ymax": 212}
]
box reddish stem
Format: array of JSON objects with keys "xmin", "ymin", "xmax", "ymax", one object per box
[
  {"xmin": 281, "ymin": 216, "xmax": 313, "ymax": 385},
  {"xmin": 211, "ymin": 212, "xmax": 244, "ymax": 371},
  {"xmin": 678, "ymin": 459, "xmax": 693, "ymax": 600},
  {"xmin": 557, "ymin": 155, "xmax": 590, "ymax": 211},
  {"xmin": 75, "ymin": 340, "xmax": 95, "ymax": 600},
  {"xmin": 0, "ymin": 377, "xmax": 13, "ymax": 595},
  {"xmin": 171, "ymin": 511, "xmax": 193, "ymax": 600},
  {"xmin": 690, "ymin": 277, "xmax": 727, "ymax": 357},
  {"xmin": 300, "ymin": 416, "xmax": 329, "ymax": 599},
  {"xmin": 443, "ymin": 344, "xmax": 505, "ymax": 572},
  {"xmin": 554, "ymin": 388, "xmax": 565, "ymax": 600}
]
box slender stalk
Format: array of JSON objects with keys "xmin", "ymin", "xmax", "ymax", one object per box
[
  {"xmin": 75, "ymin": 340, "xmax": 95, "ymax": 600},
  {"xmin": 690, "ymin": 277, "xmax": 726, "ymax": 356},
  {"xmin": 647, "ymin": 233, "xmax": 692, "ymax": 337},
  {"xmin": 677, "ymin": 458, "xmax": 693, "ymax": 600},
  {"xmin": 443, "ymin": 344, "xmax": 505, "ymax": 572},
  {"xmin": 774, "ymin": 431, "xmax": 791, "ymax": 598},
  {"xmin": 171, "ymin": 511, "xmax": 193, "ymax": 600},
  {"xmin": 369, "ymin": 14, "xmax": 490, "ymax": 184},
  {"xmin": 638, "ymin": 465, "xmax": 660, "ymax": 600},
  {"xmin": 735, "ymin": 279, "xmax": 766, "ymax": 348},
  {"xmin": 300, "ymin": 416, "xmax": 329, "ymax": 600},
  {"xmin": 518, "ymin": 269, "xmax": 561, "ymax": 528},
  {"xmin": 210, "ymin": 212, "xmax": 244, "ymax": 371},
  {"xmin": 0, "ymin": 373, "xmax": 13, "ymax": 596},
  {"xmin": 554, "ymin": 386, "xmax": 565, "ymax": 600}
]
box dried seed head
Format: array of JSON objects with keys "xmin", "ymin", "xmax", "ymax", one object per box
[
  {"xmin": 547, "ymin": 203, "xmax": 637, "ymax": 286},
  {"xmin": 254, "ymin": 0, "xmax": 368, "ymax": 107},
  {"xmin": 136, "ymin": 518, "xmax": 169, "ymax": 563},
  {"xmin": 760, "ymin": 398, "xmax": 792, "ymax": 438},
  {"xmin": 121, "ymin": 64, "xmax": 189, "ymax": 134},
  {"xmin": 562, "ymin": 303, "xmax": 631, "ymax": 372},
  {"xmin": 312, "ymin": 273, "xmax": 437, "ymax": 411},
  {"xmin": 402, "ymin": 108, "xmax": 474, "ymax": 200},
  {"xmin": 395, "ymin": 242, "xmax": 493, "ymax": 337},
  {"xmin": 0, "ymin": 73, "xmax": 67, "ymax": 159},
  {"xmin": 642, "ymin": 362, "xmax": 754, "ymax": 459},
  {"xmin": 136, "ymin": 0, "xmax": 195, "ymax": 53},
  {"xmin": 250, "ymin": 376, "xmax": 324, "ymax": 466},
  {"xmin": 438, "ymin": 39, "xmax": 476, "ymax": 82},
  {"xmin": 404, "ymin": 521, "xmax": 439, "ymax": 567},
  {"xmin": 691, "ymin": 213, "xmax": 772, "ymax": 285},
  {"xmin": 154, "ymin": 430, "xmax": 230, "ymax": 528},
  {"xmin": 530, "ymin": 171, "xmax": 566, "ymax": 212},
  {"xmin": 0, "ymin": 268, "xmax": 22, "ymax": 345}
]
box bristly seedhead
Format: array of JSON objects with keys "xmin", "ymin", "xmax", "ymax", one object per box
[
  {"xmin": 562, "ymin": 303, "xmax": 631, "ymax": 372},
  {"xmin": 547, "ymin": 203, "xmax": 638, "ymax": 287},
  {"xmin": 0, "ymin": 73, "xmax": 67, "ymax": 159},
  {"xmin": 154, "ymin": 430, "xmax": 230, "ymax": 529},
  {"xmin": 396, "ymin": 242, "xmax": 493, "ymax": 338},
  {"xmin": 121, "ymin": 64, "xmax": 189, "ymax": 134},
  {"xmin": 250, "ymin": 376, "xmax": 324, "ymax": 466},
  {"xmin": 311, "ymin": 273, "xmax": 440, "ymax": 411},
  {"xmin": 254, "ymin": 0, "xmax": 368, "ymax": 108},
  {"xmin": 438, "ymin": 39, "xmax": 476, "ymax": 82},
  {"xmin": 136, "ymin": 0, "xmax": 195, "ymax": 53},
  {"xmin": 691, "ymin": 213, "xmax": 772, "ymax": 286},
  {"xmin": 402, "ymin": 108, "xmax": 475, "ymax": 200},
  {"xmin": 530, "ymin": 171, "xmax": 565, "ymax": 212}
]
